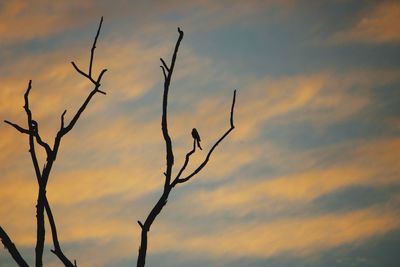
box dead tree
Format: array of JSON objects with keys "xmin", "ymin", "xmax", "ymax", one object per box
[
  {"xmin": 136, "ymin": 28, "xmax": 237, "ymax": 267},
  {"xmin": 0, "ymin": 17, "xmax": 107, "ymax": 267}
]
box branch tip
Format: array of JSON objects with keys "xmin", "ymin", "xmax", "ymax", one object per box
[
  {"xmin": 230, "ymin": 90, "xmax": 237, "ymax": 127},
  {"xmin": 160, "ymin": 58, "xmax": 169, "ymax": 72},
  {"xmin": 4, "ymin": 120, "xmax": 30, "ymax": 134},
  {"xmin": 89, "ymin": 16, "xmax": 104, "ymax": 77},
  {"xmin": 97, "ymin": 89, "xmax": 106, "ymax": 95}
]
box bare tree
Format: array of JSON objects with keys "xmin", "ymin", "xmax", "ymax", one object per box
[
  {"xmin": 136, "ymin": 28, "xmax": 237, "ymax": 267},
  {"xmin": 0, "ymin": 17, "xmax": 107, "ymax": 267}
]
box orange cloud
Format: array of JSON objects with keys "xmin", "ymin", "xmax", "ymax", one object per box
[
  {"xmin": 151, "ymin": 204, "xmax": 400, "ymax": 258},
  {"xmin": 0, "ymin": 1, "xmax": 99, "ymax": 44},
  {"xmin": 329, "ymin": 1, "xmax": 400, "ymax": 44},
  {"xmin": 178, "ymin": 138, "xmax": 400, "ymax": 216},
  {"xmin": 228, "ymin": 70, "xmax": 400, "ymax": 141}
]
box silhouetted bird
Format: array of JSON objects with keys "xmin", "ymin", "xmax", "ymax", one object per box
[{"xmin": 191, "ymin": 128, "xmax": 202, "ymax": 150}]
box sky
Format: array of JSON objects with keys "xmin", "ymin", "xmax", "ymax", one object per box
[{"xmin": 0, "ymin": 0, "xmax": 399, "ymax": 266}]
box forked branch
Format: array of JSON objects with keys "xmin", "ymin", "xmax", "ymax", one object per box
[
  {"xmin": 172, "ymin": 90, "xmax": 236, "ymax": 186},
  {"xmin": 2, "ymin": 16, "xmax": 106, "ymax": 267},
  {"xmin": 136, "ymin": 27, "xmax": 237, "ymax": 267}
]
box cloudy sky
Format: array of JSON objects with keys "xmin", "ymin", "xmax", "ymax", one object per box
[{"xmin": 1, "ymin": 1, "xmax": 399, "ymax": 266}]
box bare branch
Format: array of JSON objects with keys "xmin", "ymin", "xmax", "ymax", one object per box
[
  {"xmin": 60, "ymin": 82, "xmax": 103, "ymax": 137},
  {"xmin": 20, "ymin": 80, "xmax": 42, "ymax": 182},
  {"xmin": 62, "ymin": 21, "xmax": 108, "ymax": 137},
  {"xmin": 59, "ymin": 110, "xmax": 67, "ymax": 130},
  {"xmin": 5, "ymin": 118, "xmax": 52, "ymax": 160},
  {"xmin": 230, "ymin": 89, "xmax": 236, "ymax": 127},
  {"xmin": 171, "ymin": 140, "xmax": 196, "ymax": 187},
  {"xmin": 168, "ymin": 28, "xmax": 184, "ymax": 80},
  {"xmin": 45, "ymin": 200, "xmax": 75, "ymax": 267},
  {"xmin": 71, "ymin": 61, "xmax": 96, "ymax": 84},
  {"xmin": 138, "ymin": 28, "xmax": 238, "ymax": 267},
  {"xmin": 160, "ymin": 66, "xmax": 167, "ymax": 80},
  {"xmin": 18, "ymin": 80, "xmax": 46, "ymax": 266},
  {"xmin": 97, "ymin": 88, "xmax": 107, "ymax": 95},
  {"xmin": 175, "ymin": 90, "xmax": 236, "ymax": 184},
  {"xmin": 96, "ymin": 68, "xmax": 108, "ymax": 86},
  {"xmin": 4, "ymin": 17, "xmax": 107, "ymax": 267},
  {"xmin": 160, "ymin": 58, "xmax": 169, "ymax": 72},
  {"xmin": 0, "ymin": 227, "xmax": 29, "ymax": 267},
  {"xmin": 23, "ymin": 80, "xmax": 32, "ymax": 113},
  {"xmin": 89, "ymin": 16, "xmax": 103, "ymax": 77},
  {"xmin": 46, "ymin": 17, "xmax": 106, "ymax": 266},
  {"xmin": 31, "ymin": 120, "xmax": 53, "ymax": 156},
  {"xmin": 4, "ymin": 120, "xmax": 30, "ymax": 134},
  {"xmin": 161, "ymin": 28, "xmax": 184, "ymax": 189}
]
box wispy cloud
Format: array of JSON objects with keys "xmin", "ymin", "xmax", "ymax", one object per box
[
  {"xmin": 1, "ymin": 2, "xmax": 399, "ymax": 267},
  {"xmin": 151, "ymin": 203, "xmax": 400, "ymax": 258},
  {"xmin": 328, "ymin": 1, "xmax": 400, "ymax": 44}
]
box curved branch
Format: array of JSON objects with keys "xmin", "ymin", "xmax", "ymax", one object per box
[
  {"xmin": 3, "ymin": 17, "xmax": 106, "ymax": 267},
  {"xmin": 160, "ymin": 58, "xmax": 169, "ymax": 72},
  {"xmin": 45, "ymin": 200, "xmax": 76, "ymax": 267},
  {"xmin": 175, "ymin": 90, "xmax": 236, "ymax": 184},
  {"xmin": 31, "ymin": 120, "xmax": 52, "ymax": 156},
  {"xmin": 171, "ymin": 140, "xmax": 196, "ymax": 187},
  {"xmin": 161, "ymin": 28, "xmax": 184, "ymax": 189}
]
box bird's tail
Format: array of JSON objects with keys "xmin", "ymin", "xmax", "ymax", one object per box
[{"xmin": 197, "ymin": 139, "xmax": 202, "ymax": 150}]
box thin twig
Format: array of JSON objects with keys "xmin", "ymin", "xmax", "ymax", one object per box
[
  {"xmin": 4, "ymin": 120, "xmax": 30, "ymax": 134},
  {"xmin": 71, "ymin": 62, "xmax": 96, "ymax": 84},
  {"xmin": 175, "ymin": 90, "xmax": 236, "ymax": 184},
  {"xmin": 160, "ymin": 58, "xmax": 169, "ymax": 72},
  {"xmin": 160, "ymin": 66, "xmax": 167, "ymax": 80},
  {"xmin": 171, "ymin": 140, "xmax": 196, "ymax": 186},
  {"xmin": 31, "ymin": 121, "xmax": 52, "ymax": 156},
  {"xmin": 89, "ymin": 16, "xmax": 103, "ymax": 77}
]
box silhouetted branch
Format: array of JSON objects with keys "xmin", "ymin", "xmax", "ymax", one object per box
[
  {"xmin": 89, "ymin": 16, "xmax": 103, "ymax": 77},
  {"xmin": 19, "ymin": 80, "xmax": 47, "ymax": 267},
  {"xmin": 2, "ymin": 17, "xmax": 106, "ymax": 267},
  {"xmin": 58, "ymin": 77, "xmax": 107, "ymax": 137},
  {"xmin": 71, "ymin": 61, "xmax": 96, "ymax": 84},
  {"xmin": 0, "ymin": 227, "xmax": 29, "ymax": 267},
  {"xmin": 136, "ymin": 27, "xmax": 236, "ymax": 267},
  {"xmin": 60, "ymin": 110, "xmax": 67, "ymax": 129},
  {"xmin": 173, "ymin": 90, "xmax": 236, "ymax": 185},
  {"xmin": 60, "ymin": 18, "xmax": 107, "ymax": 139},
  {"xmin": 4, "ymin": 120, "xmax": 30, "ymax": 134},
  {"xmin": 160, "ymin": 58, "xmax": 169, "ymax": 72},
  {"xmin": 31, "ymin": 120, "xmax": 53, "ymax": 157},
  {"xmin": 161, "ymin": 27, "xmax": 184, "ymax": 190},
  {"xmin": 45, "ymin": 200, "xmax": 76, "ymax": 267},
  {"xmin": 173, "ymin": 140, "xmax": 196, "ymax": 182},
  {"xmin": 160, "ymin": 66, "xmax": 167, "ymax": 80}
]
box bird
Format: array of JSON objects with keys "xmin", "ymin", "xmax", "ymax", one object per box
[{"xmin": 191, "ymin": 128, "xmax": 202, "ymax": 150}]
